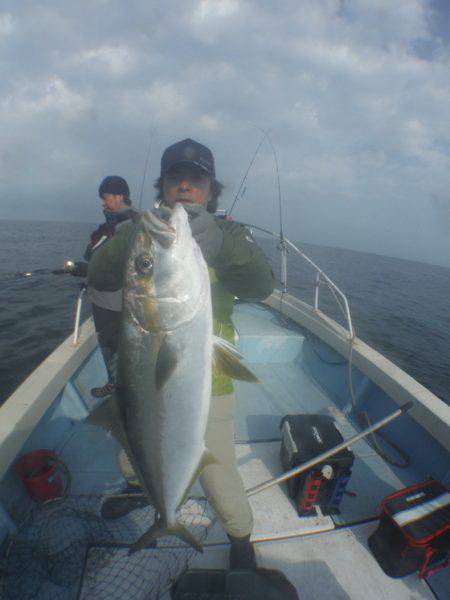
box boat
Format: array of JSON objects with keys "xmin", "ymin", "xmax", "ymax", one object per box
[{"xmin": 0, "ymin": 229, "xmax": 448, "ymax": 599}]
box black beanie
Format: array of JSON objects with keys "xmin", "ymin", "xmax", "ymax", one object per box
[{"xmin": 98, "ymin": 176, "xmax": 130, "ymax": 198}]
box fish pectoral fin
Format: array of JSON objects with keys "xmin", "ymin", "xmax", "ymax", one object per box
[
  {"xmin": 85, "ymin": 395, "xmax": 121, "ymax": 436},
  {"xmin": 180, "ymin": 449, "xmax": 217, "ymax": 507},
  {"xmin": 200, "ymin": 449, "xmax": 217, "ymax": 470},
  {"xmin": 129, "ymin": 521, "xmax": 203, "ymax": 554},
  {"xmin": 85, "ymin": 396, "xmax": 154, "ymax": 502},
  {"xmin": 155, "ymin": 336, "xmax": 178, "ymax": 391},
  {"xmin": 192, "ymin": 449, "xmax": 217, "ymax": 483},
  {"xmin": 212, "ymin": 336, "xmax": 259, "ymax": 383}
]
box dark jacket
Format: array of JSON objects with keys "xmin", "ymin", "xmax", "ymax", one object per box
[{"xmin": 84, "ymin": 207, "xmax": 140, "ymax": 311}]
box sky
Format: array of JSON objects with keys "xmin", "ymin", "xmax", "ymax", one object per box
[{"xmin": 1, "ymin": 0, "xmax": 450, "ymax": 267}]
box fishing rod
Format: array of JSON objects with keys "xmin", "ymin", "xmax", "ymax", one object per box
[
  {"xmin": 19, "ymin": 124, "xmax": 158, "ymax": 278},
  {"xmin": 138, "ymin": 125, "xmax": 157, "ymax": 211},
  {"xmin": 228, "ymin": 126, "xmax": 288, "ymax": 291},
  {"xmin": 229, "ymin": 129, "xmax": 270, "ymax": 216},
  {"xmin": 16, "ymin": 266, "xmax": 70, "ymax": 277},
  {"xmin": 246, "ymin": 401, "xmax": 413, "ymax": 498}
]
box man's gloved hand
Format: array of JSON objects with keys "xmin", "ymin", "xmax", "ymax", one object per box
[
  {"xmin": 183, "ymin": 203, "xmax": 224, "ymax": 265},
  {"xmin": 66, "ymin": 261, "xmax": 88, "ymax": 277}
]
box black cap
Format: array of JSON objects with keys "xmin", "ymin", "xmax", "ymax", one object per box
[
  {"xmin": 98, "ymin": 176, "xmax": 130, "ymax": 198},
  {"xmin": 161, "ymin": 138, "xmax": 215, "ymax": 178}
]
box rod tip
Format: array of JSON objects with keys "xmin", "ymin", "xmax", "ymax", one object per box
[{"xmin": 400, "ymin": 401, "xmax": 414, "ymax": 413}]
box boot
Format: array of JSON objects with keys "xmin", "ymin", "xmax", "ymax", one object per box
[
  {"xmin": 101, "ymin": 483, "xmax": 149, "ymax": 520},
  {"xmin": 227, "ymin": 534, "xmax": 257, "ymax": 570}
]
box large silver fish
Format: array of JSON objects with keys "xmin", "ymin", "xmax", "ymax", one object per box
[{"xmin": 88, "ymin": 203, "xmax": 257, "ymax": 553}]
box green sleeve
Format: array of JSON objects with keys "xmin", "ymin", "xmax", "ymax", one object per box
[
  {"xmin": 87, "ymin": 223, "xmax": 135, "ymax": 291},
  {"xmin": 213, "ymin": 221, "xmax": 275, "ymax": 300}
]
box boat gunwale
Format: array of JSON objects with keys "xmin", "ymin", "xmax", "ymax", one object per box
[
  {"xmin": 264, "ymin": 290, "xmax": 450, "ymax": 451},
  {"xmin": 0, "ymin": 318, "xmax": 96, "ymax": 480},
  {"xmin": 0, "ymin": 291, "xmax": 449, "ymax": 483}
]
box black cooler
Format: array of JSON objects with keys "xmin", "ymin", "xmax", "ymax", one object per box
[{"xmin": 280, "ymin": 414, "xmax": 354, "ymax": 516}]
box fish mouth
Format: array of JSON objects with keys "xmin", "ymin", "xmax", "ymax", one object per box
[{"xmin": 141, "ymin": 210, "xmax": 176, "ymax": 248}]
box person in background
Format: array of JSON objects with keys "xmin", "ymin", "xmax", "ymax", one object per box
[
  {"xmin": 102, "ymin": 139, "xmax": 275, "ymax": 570},
  {"xmin": 68, "ymin": 176, "xmax": 140, "ymax": 398}
]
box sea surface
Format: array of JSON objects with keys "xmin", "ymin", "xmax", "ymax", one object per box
[{"xmin": 1, "ymin": 219, "xmax": 449, "ymax": 405}]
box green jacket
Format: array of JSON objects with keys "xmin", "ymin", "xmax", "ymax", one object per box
[
  {"xmin": 210, "ymin": 219, "xmax": 274, "ymax": 394},
  {"xmin": 87, "ymin": 222, "xmax": 135, "ymax": 292},
  {"xmin": 87, "ymin": 217, "xmax": 275, "ymax": 395}
]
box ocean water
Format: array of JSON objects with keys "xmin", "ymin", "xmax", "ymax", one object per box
[{"xmin": 1, "ymin": 219, "xmax": 449, "ymax": 405}]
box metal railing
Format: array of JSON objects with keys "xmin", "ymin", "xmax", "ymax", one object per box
[
  {"xmin": 241, "ymin": 222, "xmax": 355, "ymax": 340},
  {"xmin": 72, "ymin": 286, "xmax": 86, "ymax": 346},
  {"xmin": 70, "ymin": 224, "xmax": 355, "ymax": 344}
]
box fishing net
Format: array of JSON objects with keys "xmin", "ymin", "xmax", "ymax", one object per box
[{"xmin": 0, "ymin": 494, "xmax": 214, "ymax": 600}]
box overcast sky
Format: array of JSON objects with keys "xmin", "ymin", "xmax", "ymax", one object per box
[{"xmin": 1, "ymin": 0, "xmax": 450, "ymax": 266}]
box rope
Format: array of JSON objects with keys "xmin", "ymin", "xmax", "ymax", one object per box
[{"xmin": 347, "ymin": 338, "xmax": 411, "ymax": 469}]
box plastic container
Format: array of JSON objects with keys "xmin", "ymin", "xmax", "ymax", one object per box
[{"xmin": 15, "ymin": 449, "xmax": 67, "ymax": 503}]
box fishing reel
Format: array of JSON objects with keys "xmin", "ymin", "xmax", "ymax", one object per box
[{"xmin": 64, "ymin": 260, "xmax": 75, "ymax": 273}]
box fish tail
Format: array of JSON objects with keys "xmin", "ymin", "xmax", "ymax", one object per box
[{"xmin": 129, "ymin": 521, "xmax": 203, "ymax": 555}]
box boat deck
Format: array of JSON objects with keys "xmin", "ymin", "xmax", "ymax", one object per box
[{"xmin": 3, "ymin": 302, "xmax": 447, "ymax": 599}]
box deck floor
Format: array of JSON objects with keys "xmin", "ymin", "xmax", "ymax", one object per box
[
  {"xmin": 60, "ymin": 302, "xmax": 445, "ymax": 598},
  {"xmin": 183, "ymin": 522, "xmax": 435, "ymax": 600}
]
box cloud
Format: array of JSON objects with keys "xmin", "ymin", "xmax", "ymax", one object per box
[
  {"xmin": 1, "ymin": 76, "xmax": 91, "ymax": 119},
  {"xmin": 192, "ymin": 0, "xmax": 240, "ymax": 21},
  {"xmin": 0, "ymin": 0, "xmax": 449, "ymax": 266},
  {"xmin": 74, "ymin": 45, "xmax": 137, "ymax": 76},
  {"xmin": 0, "ymin": 12, "xmax": 13, "ymax": 36}
]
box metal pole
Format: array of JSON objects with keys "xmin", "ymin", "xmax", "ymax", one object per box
[
  {"xmin": 280, "ymin": 240, "xmax": 287, "ymax": 293},
  {"xmin": 314, "ymin": 272, "xmax": 320, "ymax": 310},
  {"xmin": 72, "ymin": 286, "xmax": 86, "ymax": 346},
  {"xmin": 246, "ymin": 402, "xmax": 412, "ymax": 498}
]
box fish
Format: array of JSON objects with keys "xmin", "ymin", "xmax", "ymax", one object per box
[{"xmin": 87, "ymin": 203, "xmax": 257, "ymax": 553}]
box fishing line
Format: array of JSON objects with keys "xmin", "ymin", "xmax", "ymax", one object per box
[
  {"xmin": 254, "ymin": 126, "xmax": 288, "ymax": 303},
  {"xmin": 254, "ymin": 126, "xmax": 285, "ymax": 241}
]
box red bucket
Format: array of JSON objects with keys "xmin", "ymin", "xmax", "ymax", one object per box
[{"xmin": 15, "ymin": 449, "xmax": 68, "ymax": 503}]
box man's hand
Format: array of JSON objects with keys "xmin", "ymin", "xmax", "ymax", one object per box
[
  {"xmin": 66, "ymin": 261, "xmax": 88, "ymax": 277},
  {"xmin": 183, "ymin": 203, "xmax": 224, "ymax": 265}
]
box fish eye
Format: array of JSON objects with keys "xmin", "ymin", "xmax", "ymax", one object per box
[{"xmin": 136, "ymin": 254, "xmax": 153, "ymax": 274}]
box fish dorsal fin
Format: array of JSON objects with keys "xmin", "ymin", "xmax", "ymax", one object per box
[
  {"xmin": 155, "ymin": 336, "xmax": 178, "ymax": 391},
  {"xmin": 212, "ymin": 336, "xmax": 259, "ymax": 383}
]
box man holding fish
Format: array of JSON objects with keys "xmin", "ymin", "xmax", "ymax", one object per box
[{"xmin": 90, "ymin": 138, "xmax": 274, "ymax": 569}]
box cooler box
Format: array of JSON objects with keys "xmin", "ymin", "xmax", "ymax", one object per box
[{"xmin": 280, "ymin": 414, "xmax": 354, "ymax": 515}]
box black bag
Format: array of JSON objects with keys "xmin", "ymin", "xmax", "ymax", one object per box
[
  {"xmin": 171, "ymin": 568, "xmax": 299, "ymax": 599},
  {"xmin": 368, "ymin": 480, "xmax": 450, "ymax": 578}
]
